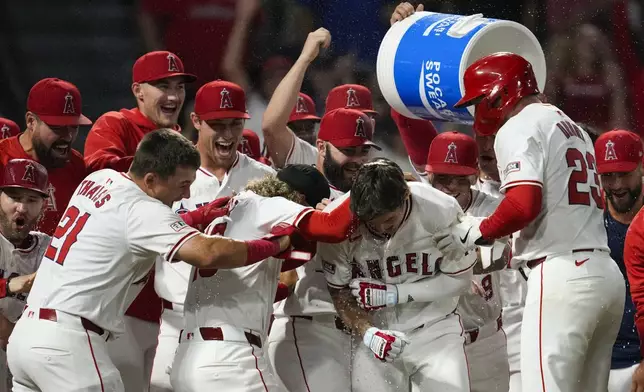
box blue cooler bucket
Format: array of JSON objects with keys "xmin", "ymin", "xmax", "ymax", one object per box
[{"xmin": 377, "ymin": 12, "xmax": 546, "ymax": 124}]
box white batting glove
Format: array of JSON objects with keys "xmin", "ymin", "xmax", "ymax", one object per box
[
  {"xmin": 363, "ymin": 327, "xmax": 410, "ymax": 362},
  {"xmin": 438, "ymin": 248, "xmax": 477, "ymax": 275},
  {"xmin": 434, "ymin": 215, "xmax": 486, "ymax": 261},
  {"xmin": 350, "ymin": 278, "xmax": 398, "ymax": 311}
]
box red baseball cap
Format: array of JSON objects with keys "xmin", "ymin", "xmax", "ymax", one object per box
[
  {"xmin": 289, "ymin": 93, "xmax": 321, "ymax": 123},
  {"xmin": 0, "ymin": 159, "xmax": 49, "ymax": 197},
  {"xmin": 132, "ymin": 51, "xmax": 197, "ymax": 84},
  {"xmin": 426, "ymin": 131, "xmax": 479, "ymax": 175},
  {"xmin": 238, "ymin": 129, "xmax": 261, "ymax": 159},
  {"xmin": 27, "ymin": 78, "xmax": 92, "ymax": 126},
  {"xmin": 595, "ymin": 129, "xmax": 643, "ymax": 174},
  {"xmin": 325, "ymin": 84, "xmax": 378, "ymax": 114},
  {"xmin": 0, "ymin": 118, "xmax": 20, "ymax": 139},
  {"xmin": 318, "ymin": 108, "xmax": 380, "ymax": 150},
  {"xmin": 194, "ymin": 80, "xmax": 250, "ymax": 121}
]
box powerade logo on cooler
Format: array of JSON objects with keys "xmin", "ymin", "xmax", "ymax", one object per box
[{"xmin": 392, "ymin": 13, "xmax": 492, "ymax": 122}]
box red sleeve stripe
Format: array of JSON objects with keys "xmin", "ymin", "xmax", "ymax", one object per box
[{"xmin": 166, "ymin": 231, "xmax": 200, "ymax": 262}]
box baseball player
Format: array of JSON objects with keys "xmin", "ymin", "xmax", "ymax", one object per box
[
  {"xmin": 320, "ymin": 158, "xmax": 476, "ymax": 391},
  {"xmin": 435, "ymin": 52, "xmax": 625, "ymax": 392},
  {"xmin": 6, "ymin": 129, "xmax": 292, "ymax": 392},
  {"xmin": 0, "ymin": 118, "xmax": 20, "ymax": 140},
  {"xmin": 84, "ymin": 50, "xmax": 197, "ymax": 391},
  {"xmin": 170, "ymin": 164, "xmax": 342, "ymax": 391},
  {"xmin": 288, "ymin": 92, "xmax": 321, "ymax": 146},
  {"xmin": 265, "ymin": 108, "xmax": 379, "ymax": 391},
  {"xmin": 151, "ymin": 79, "xmax": 276, "ymax": 392},
  {"xmin": 0, "ymin": 159, "xmax": 51, "ymax": 392},
  {"xmin": 0, "ymin": 78, "xmax": 90, "ymax": 236},
  {"xmin": 594, "ymin": 130, "xmax": 643, "ymax": 392}
]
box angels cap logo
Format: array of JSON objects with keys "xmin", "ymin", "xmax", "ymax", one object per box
[
  {"xmin": 295, "ymin": 96, "xmax": 308, "ymax": 113},
  {"xmin": 346, "ymin": 88, "xmax": 360, "ymax": 107},
  {"xmin": 604, "ymin": 140, "xmax": 617, "ymax": 161},
  {"xmin": 167, "ymin": 53, "xmax": 180, "ymax": 72},
  {"xmin": 63, "ymin": 92, "xmax": 75, "ymax": 114},
  {"xmin": 444, "ymin": 142, "xmax": 458, "ymax": 163},
  {"xmin": 1, "ymin": 124, "xmax": 9, "ymax": 138},
  {"xmin": 220, "ymin": 88, "xmax": 233, "ymax": 109},
  {"xmin": 354, "ymin": 116, "xmax": 367, "ymax": 138},
  {"xmin": 22, "ymin": 162, "xmax": 36, "ymax": 184}
]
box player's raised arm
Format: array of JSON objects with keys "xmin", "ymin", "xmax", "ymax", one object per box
[
  {"xmin": 262, "ymin": 28, "xmax": 330, "ymax": 168},
  {"xmin": 84, "ymin": 113, "xmax": 134, "ymax": 173}
]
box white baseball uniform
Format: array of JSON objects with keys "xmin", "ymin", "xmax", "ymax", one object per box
[
  {"xmin": 151, "ymin": 153, "xmax": 275, "ymax": 392},
  {"xmin": 494, "ymin": 103, "xmax": 625, "ymax": 392},
  {"xmin": 7, "ymin": 169, "xmax": 200, "ymax": 392},
  {"xmin": 267, "ymin": 135, "xmax": 351, "ymax": 392},
  {"xmin": 0, "ymin": 231, "xmax": 49, "ymax": 392},
  {"xmin": 169, "ymin": 190, "xmax": 313, "ymax": 392},
  {"xmin": 457, "ymin": 189, "xmax": 509, "ymax": 392},
  {"xmin": 321, "ymin": 183, "xmax": 472, "ymax": 392},
  {"xmin": 286, "ymin": 133, "xmax": 317, "ymax": 166},
  {"xmin": 474, "ymin": 177, "xmax": 527, "ymax": 392}
]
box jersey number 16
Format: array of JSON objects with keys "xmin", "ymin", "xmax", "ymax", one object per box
[
  {"xmin": 566, "ymin": 148, "xmax": 603, "ymax": 209},
  {"xmin": 44, "ymin": 206, "xmax": 91, "ymax": 265}
]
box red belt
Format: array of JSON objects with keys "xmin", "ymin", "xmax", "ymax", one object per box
[
  {"xmin": 526, "ymin": 248, "xmax": 598, "ymax": 269},
  {"xmin": 184, "ymin": 327, "xmax": 262, "ymax": 348},
  {"xmin": 466, "ymin": 314, "xmax": 503, "ymax": 344},
  {"xmin": 39, "ymin": 308, "xmax": 105, "ymax": 336}
]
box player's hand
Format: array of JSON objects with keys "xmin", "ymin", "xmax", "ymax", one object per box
[
  {"xmin": 349, "ymin": 278, "xmax": 398, "ymax": 311},
  {"xmin": 631, "ymin": 362, "xmax": 644, "ymax": 392},
  {"xmin": 434, "ymin": 215, "xmax": 486, "ymax": 261},
  {"xmin": 181, "ymin": 196, "xmax": 231, "ymax": 232},
  {"xmin": 403, "ymin": 172, "xmax": 418, "ymax": 182},
  {"xmin": 8, "ymin": 272, "xmax": 36, "ymax": 295},
  {"xmin": 363, "ymin": 327, "xmax": 410, "ymax": 362},
  {"xmin": 390, "ymin": 2, "xmax": 424, "ymax": 26},
  {"xmin": 438, "ymin": 247, "xmax": 478, "ymax": 275},
  {"xmin": 299, "ymin": 28, "xmax": 331, "ymax": 64},
  {"xmin": 316, "ymin": 198, "xmax": 331, "ymax": 211}
]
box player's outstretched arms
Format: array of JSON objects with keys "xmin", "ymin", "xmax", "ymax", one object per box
[
  {"xmin": 177, "ymin": 234, "xmax": 291, "ymax": 270},
  {"xmin": 0, "ymin": 272, "xmax": 37, "ymax": 298},
  {"xmin": 350, "ymin": 270, "xmax": 473, "ymax": 311},
  {"xmin": 262, "ymin": 28, "xmax": 331, "ymax": 168},
  {"xmin": 390, "ymin": 2, "xmax": 424, "ymax": 25}
]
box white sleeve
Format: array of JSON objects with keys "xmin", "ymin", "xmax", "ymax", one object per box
[
  {"xmin": 318, "ymin": 240, "xmax": 353, "ymax": 289},
  {"xmin": 395, "ymin": 269, "xmax": 473, "ymax": 303},
  {"xmin": 127, "ymin": 200, "xmax": 200, "ymax": 262},
  {"xmin": 495, "ymin": 125, "xmax": 545, "ymax": 192},
  {"xmin": 250, "ymin": 197, "xmax": 314, "ymax": 232},
  {"xmin": 286, "ymin": 134, "xmax": 318, "ymax": 166}
]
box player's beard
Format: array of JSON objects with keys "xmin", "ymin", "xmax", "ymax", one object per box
[
  {"xmin": 323, "ymin": 149, "xmax": 355, "ymax": 193},
  {"xmin": 606, "ymin": 184, "xmax": 642, "ymax": 213},
  {"xmin": 33, "ymin": 137, "xmax": 69, "ymax": 169}
]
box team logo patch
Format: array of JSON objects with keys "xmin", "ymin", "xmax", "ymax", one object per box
[
  {"xmin": 22, "ymin": 162, "xmax": 36, "ymax": 184},
  {"xmin": 295, "ymin": 96, "xmax": 308, "ymax": 113},
  {"xmin": 604, "ymin": 140, "xmax": 617, "ymax": 161},
  {"xmin": 167, "ymin": 53, "xmax": 180, "ymax": 72},
  {"xmin": 503, "ymin": 161, "xmax": 521, "ymax": 177},
  {"xmin": 171, "ymin": 220, "xmax": 188, "ymax": 232},
  {"xmin": 322, "ymin": 260, "xmax": 336, "ymax": 275},
  {"xmin": 444, "ymin": 142, "xmax": 458, "ymax": 163},
  {"xmin": 354, "ymin": 116, "xmax": 367, "ymax": 138},
  {"xmin": 220, "ymin": 88, "xmax": 233, "ymax": 109},
  {"xmin": 63, "ymin": 92, "xmax": 75, "ymax": 114},
  {"xmin": 346, "ymin": 88, "xmax": 360, "ymax": 107}
]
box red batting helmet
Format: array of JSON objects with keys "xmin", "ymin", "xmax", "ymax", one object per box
[
  {"xmin": 454, "ymin": 52, "xmax": 540, "ymax": 136},
  {"xmin": 0, "ymin": 159, "xmax": 49, "ymax": 197}
]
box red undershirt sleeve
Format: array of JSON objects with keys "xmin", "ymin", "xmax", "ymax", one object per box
[
  {"xmin": 479, "ymin": 185, "xmax": 542, "ymax": 240},
  {"xmin": 297, "ymin": 197, "xmax": 355, "ymax": 243},
  {"xmin": 624, "ymin": 216, "xmax": 644, "ymax": 355}
]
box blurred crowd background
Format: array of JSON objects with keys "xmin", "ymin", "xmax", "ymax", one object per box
[{"xmin": 1, "ymin": 0, "xmax": 643, "ymax": 168}]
